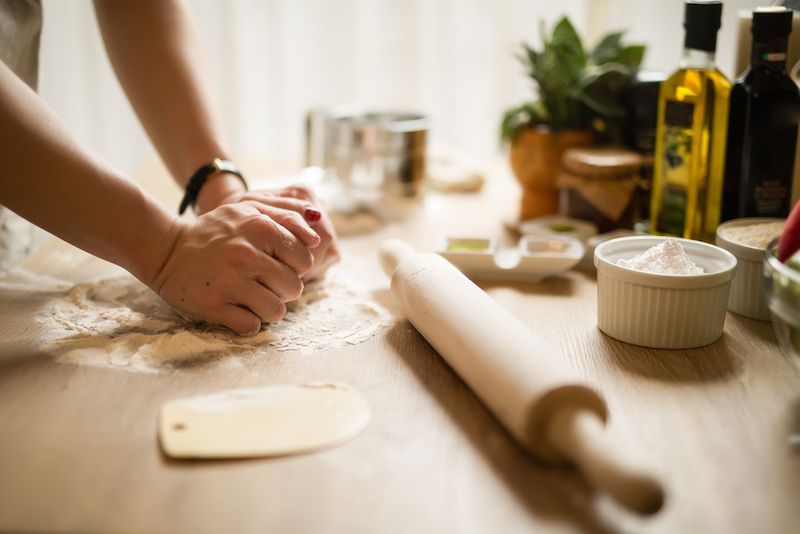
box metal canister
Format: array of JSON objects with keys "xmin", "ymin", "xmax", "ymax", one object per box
[{"xmin": 305, "ymin": 107, "xmax": 428, "ymax": 197}]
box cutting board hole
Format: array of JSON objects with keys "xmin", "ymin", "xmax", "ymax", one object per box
[{"xmin": 172, "ymin": 422, "xmax": 187, "ymax": 431}]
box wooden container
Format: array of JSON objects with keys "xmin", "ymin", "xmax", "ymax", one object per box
[{"xmin": 557, "ymin": 147, "xmax": 643, "ymax": 233}]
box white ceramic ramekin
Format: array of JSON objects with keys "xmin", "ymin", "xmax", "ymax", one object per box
[
  {"xmin": 715, "ymin": 218, "xmax": 784, "ymax": 321},
  {"xmin": 594, "ymin": 236, "xmax": 737, "ymax": 349}
]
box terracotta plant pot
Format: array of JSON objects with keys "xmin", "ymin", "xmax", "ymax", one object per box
[{"xmin": 509, "ymin": 127, "xmax": 594, "ymax": 220}]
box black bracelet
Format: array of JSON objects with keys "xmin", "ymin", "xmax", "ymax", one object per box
[{"xmin": 178, "ymin": 158, "xmax": 248, "ymax": 215}]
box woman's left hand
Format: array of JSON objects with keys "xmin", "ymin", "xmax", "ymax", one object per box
[{"xmin": 203, "ymin": 183, "xmax": 340, "ymax": 281}]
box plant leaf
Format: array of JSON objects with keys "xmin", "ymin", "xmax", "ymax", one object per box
[
  {"xmin": 551, "ymin": 17, "xmax": 586, "ymax": 66},
  {"xmin": 499, "ymin": 101, "xmax": 547, "ymax": 142},
  {"xmin": 501, "ymin": 16, "xmax": 646, "ymax": 136},
  {"xmin": 520, "ymin": 43, "xmax": 538, "ymax": 65},
  {"xmin": 591, "ymin": 31, "xmax": 624, "ymax": 64},
  {"xmin": 614, "ymin": 45, "xmax": 646, "ymax": 68},
  {"xmin": 579, "ymin": 63, "xmax": 632, "ymax": 91},
  {"xmin": 578, "ymin": 88, "xmax": 626, "ymax": 117}
]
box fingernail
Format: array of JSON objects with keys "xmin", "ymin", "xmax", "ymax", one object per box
[{"xmin": 303, "ymin": 207, "xmax": 322, "ymax": 223}]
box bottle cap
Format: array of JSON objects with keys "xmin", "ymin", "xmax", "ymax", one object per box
[
  {"xmin": 752, "ymin": 7, "xmax": 793, "ymax": 42},
  {"xmin": 684, "ymin": 1, "xmax": 723, "ymax": 53}
]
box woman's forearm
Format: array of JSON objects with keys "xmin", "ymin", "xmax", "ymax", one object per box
[
  {"xmin": 93, "ymin": 0, "xmax": 245, "ymax": 212},
  {"xmin": 0, "ymin": 61, "xmax": 176, "ymax": 284}
]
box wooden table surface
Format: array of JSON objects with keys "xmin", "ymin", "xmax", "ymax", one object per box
[{"xmin": 1, "ymin": 163, "xmax": 799, "ymax": 534}]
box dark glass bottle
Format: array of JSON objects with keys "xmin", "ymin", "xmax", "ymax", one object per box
[{"xmin": 722, "ymin": 7, "xmax": 800, "ymax": 221}]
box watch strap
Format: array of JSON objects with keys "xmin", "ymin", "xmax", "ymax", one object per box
[{"xmin": 178, "ymin": 158, "xmax": 248, "ymax": 215}]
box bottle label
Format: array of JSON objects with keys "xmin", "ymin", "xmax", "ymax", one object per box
[
  {"xmin": 754, "ymin": 179, "xmax": 790, "ymax": 215},
  {"xmin": 753, "ymin": 38, "xmax": 788, "ymax": 70},
  {"xmin": 657, "ymin": 100, "xmax": 695, "ymax": 235},
  {"xmin": 664, "ymin": 101, "xmax": 694, "ymax": 129},
  {"xmin": 732, "ymin": 87, "xmax": 799, "ymax": 218}
]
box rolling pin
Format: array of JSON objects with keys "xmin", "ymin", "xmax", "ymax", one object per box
[{"xmin": 380, "ymin": 239, "xmax": 664, "ymax": 515}]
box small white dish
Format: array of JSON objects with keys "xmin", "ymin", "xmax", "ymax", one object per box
[
  {"xmin": 716, "ymin": 218, "xmax": 784, "ymax": 321},
  {"xmin": 438, "ymin": 235, "xmax": 584, "ymax": 283},
  {"xmin": 518, "ymin": 215, "xmax": 599, "ymax": 242},
  {"xmin": 594, "ymin": 236, "xmax": 737, "ymax": 349}
]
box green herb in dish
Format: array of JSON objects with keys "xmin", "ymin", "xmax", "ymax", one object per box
[
  {"xmin": 547, "ymin": 223, "xmax": 576, "ymax": 233},
  {"xmin": 446, "ymin": 239, "xmax": 490, "ymax": 253}
]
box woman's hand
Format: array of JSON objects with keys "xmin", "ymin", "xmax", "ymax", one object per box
[
  {"xmin": 149, "ymin": 200, "xmax": 321, "ymax": 336},
  {"xmin": 201, "ymin": 183, "xmax": 341, "ymax": 281}
]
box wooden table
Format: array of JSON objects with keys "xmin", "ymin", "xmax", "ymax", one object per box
[{"xmin": 1, "ymin": 163, "xmax": 799, "ymax": 533}]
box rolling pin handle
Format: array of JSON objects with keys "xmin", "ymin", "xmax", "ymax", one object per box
[
  {"xmin": 546, "ymin": 407, "xmax": 665, "ymax": 515},
  {"xmin": 379, "ymin": 239, "xmax": 415, "ymax": 276}
]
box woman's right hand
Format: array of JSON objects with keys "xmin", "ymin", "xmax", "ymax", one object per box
[{"xmin": 148, "ymin": 200, "xmax": 321, "ymax": 336}]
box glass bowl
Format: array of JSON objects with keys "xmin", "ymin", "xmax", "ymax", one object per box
[{"xmin": 763, "ymin": 238, "xmax": 800, "ymax": 370}]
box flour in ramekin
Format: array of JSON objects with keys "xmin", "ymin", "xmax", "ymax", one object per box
[{"xmin": 616, "ymin": 238, "xmax": 704, "ymax": 275}]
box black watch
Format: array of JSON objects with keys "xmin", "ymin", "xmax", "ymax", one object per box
[{"xmin": 178, "ymin": 158, "xmax": 248, "ymax": 215}]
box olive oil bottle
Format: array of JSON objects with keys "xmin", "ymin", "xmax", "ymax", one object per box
[{"xmin": 651, "ymin": 1, "xmax": 731, "ymax": 242}]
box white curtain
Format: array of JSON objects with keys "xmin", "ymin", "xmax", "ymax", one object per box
[{"xmin": 38, "ymin": 0, "xmax": 761, "ymax": 178}]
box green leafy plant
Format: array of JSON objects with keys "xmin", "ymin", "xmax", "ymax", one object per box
[{"xmin": 500, "ymin": 17, "xmax": 645, "ymax": 143}]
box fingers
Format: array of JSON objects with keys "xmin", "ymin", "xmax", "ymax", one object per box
[
  {"xmin": 202, "ymin": 268, "xmax": 296, "ymax": 335},
  {"xmin": 229, "ymin": 279, "xmax": 287, "ymax": 323},
  {"xmin": 249, "ymin": 193, "xmax": 323, "ymax": 224},
  {"xmin": 251, "ymin": 195, "xmax": 322, "ymax": 225},
  {"xmin": 245, "ymin": 194, "xmax": 311, "ymax": 213},
  {"xmin": 278, "ymin": 184, "xmax": 316, "ymax": 202},
  {"xmin": 207, "ymin": 303, "xmax": 262, "ymax": 337},
  {"xmin": 156, "ymin": 200, "xmax": 322, "ymax": 337},
  {"xmin": 303, "ymin": 207, "xmax": 322, "ymax": 224},
  {"xmin": 270, "ymin": 223, "xmax": 315, "ymax": 277},
  {"xmin": 243, "ymin": 214, "xmax": 315, "ymax": 277},
  {"xmin": 251, "ymin": 202, "xmax": 321, "ymax": 249},
  {"xmin": 255, "ymin": 253, "xmax": 304, "ymax": 302}
]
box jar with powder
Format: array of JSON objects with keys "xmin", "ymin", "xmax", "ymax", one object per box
[
  {"xmin": 716, "ymin": 217, "xmax": 785, "ymax": 320},
  {"xmin": 557, "ymin": 147, "xmax": 643, "ymax": 233},
  {"xmin": 594, "ymin": 236, "xmax": 737, "ymax": 348}
]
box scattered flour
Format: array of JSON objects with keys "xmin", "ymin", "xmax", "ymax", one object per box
[
  {"xmin": 616, "ymin": 238, "xmax": 704, "ymax": 275},
  {"xmin": 0, "ymin": 267, "xmax": 392, "ymax": 374},
  {"xmin": 718, "ymin": 221, "xmax": 784, "ymax": 249}
]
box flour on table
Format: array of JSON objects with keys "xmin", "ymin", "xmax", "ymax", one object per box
[{"xmin": 0, "ymin": 267, "xmax": 391, "ymax": 373}]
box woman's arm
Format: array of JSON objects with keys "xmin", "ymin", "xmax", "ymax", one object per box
[
  {"xmin": 0, "ymin": 60, "xmax": 320, "ymax": 335},
  {"xmin": 93, "ymin": 0, "xmax": 244, "ymax": 214},
  {"xmin": 94, "ymin": 0, "xmax": 340, "ymax": 279},
  {"xmin": 0, "ymin": 60, "xmax": 173, "ymax": 284}
]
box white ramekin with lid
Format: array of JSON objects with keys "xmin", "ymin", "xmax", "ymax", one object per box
[
  {"xmin": 715, "ymin": 217, "xmax": 784, "ymax": 321},
  {"xmin": 594, "ymin": 236, "xmax": 737, "ymax": 349}
]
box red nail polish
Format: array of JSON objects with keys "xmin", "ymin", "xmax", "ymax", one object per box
[{"xmin": 303, "ymin": 207, "xmax": 322, "ymax": 223}]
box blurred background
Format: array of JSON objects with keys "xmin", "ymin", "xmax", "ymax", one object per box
[{"xmin": 38, "ymin": 0, "xmax": 761, "ymax": 177}]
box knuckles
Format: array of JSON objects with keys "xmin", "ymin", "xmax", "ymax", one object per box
[
  {"xmin": 282, "ymin": 210, "xmax": 305, "ymax": 229},
  {"xmin": 226, "ymin": 240, "xmax": 261, "ymax": 265}
]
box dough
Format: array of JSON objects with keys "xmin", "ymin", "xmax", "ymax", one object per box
[{"xmin": 159, "ymin": 383, "xmax": 370, "ymax": 459}]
